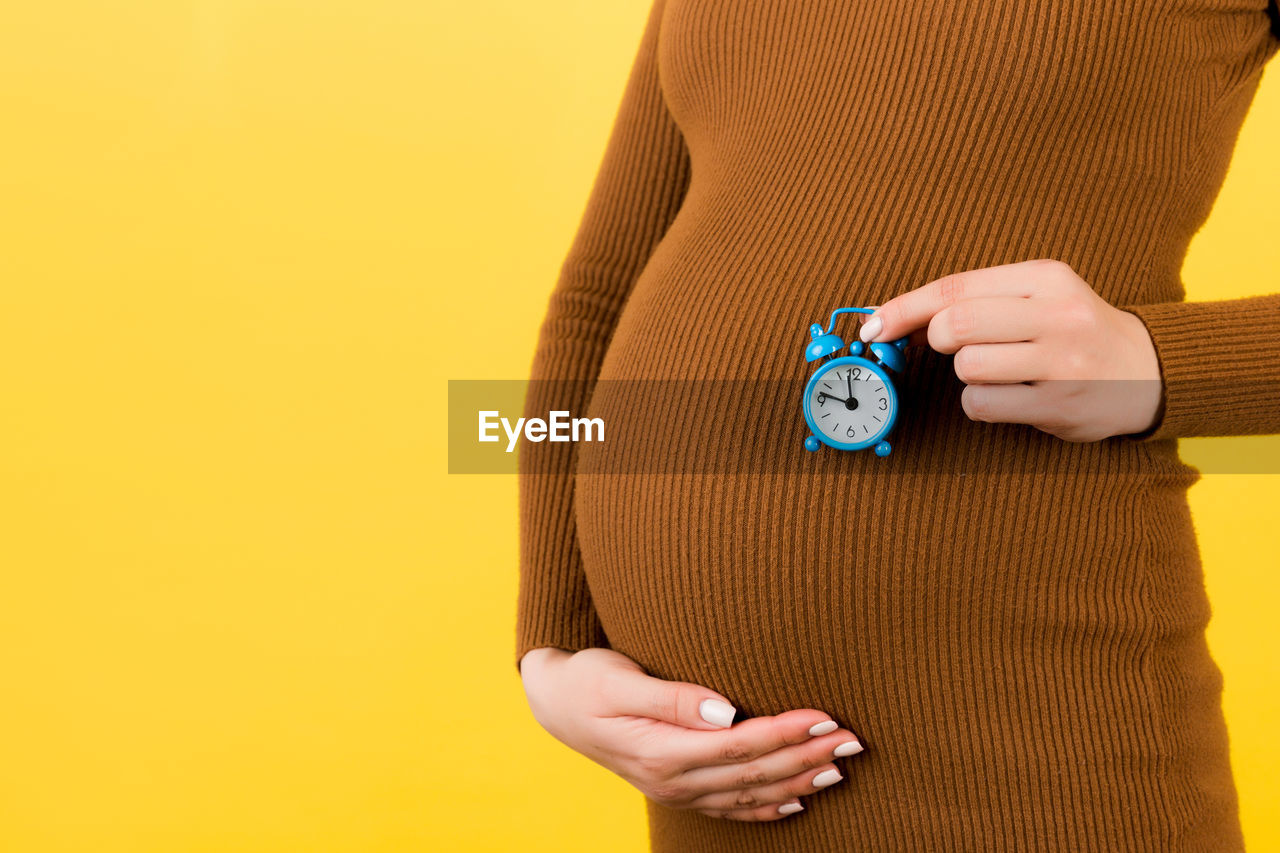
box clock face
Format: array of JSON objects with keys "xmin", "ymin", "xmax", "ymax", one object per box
[{"xmin": 804, "ymin": 358, "xmax": 896, "ymax": 449}]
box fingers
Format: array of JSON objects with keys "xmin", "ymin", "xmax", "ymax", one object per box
[
  {"xmin": 960, "ymin": 380, "xmax": 1140, "ymax": 442},
  {"xmin": 686, "ymin": 762, "xmax": 847, "ymax": 814},
  {"xmin": 952, "ymin": 343, "xmax": 1047, "ymax": 384},
  {"xmin": 675, "ymin": 723, "xmax": 862, "ymax": 794},
  {"xmin": 862, "ymin": 260, "xmax": 1048, "ymax": 342},
  {"xmin": 642, "ymin": 721, "xmax": 865, "ymax": 820},
  {"xmin": 961, "ymin": 382, "xmax": 1056, "ymax": 427},
  {"xmin": 582, "ymin": 655, "xmax": 869, "ymax": 821},
  {"xmin": 700, "ymin": 798, "xmax": 806, "ymax": 822},
  {"xmin": 662, "ymin": 709, "xmax": 850, "ymax": 770},
  {"xmin": 925, "ymin": 297, "xmax": 1041, "ymax": 354},
  {"xmin": 600, "ymin": 666, "xmax": 739, "ymax": 731}
]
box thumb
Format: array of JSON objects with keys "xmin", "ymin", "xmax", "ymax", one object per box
[{"xmin": 605, "ymin": 666, "xmax": 738, "ymax": 730}]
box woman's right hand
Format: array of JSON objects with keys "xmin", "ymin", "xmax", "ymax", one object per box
[{"xmin": 519, "ymin": 647, "xmax": 865, "ymax": 822}]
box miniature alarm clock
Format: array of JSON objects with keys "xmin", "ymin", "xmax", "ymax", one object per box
[{"xmin": 802, "ymin": 307, "xmax": 909, "ymax": 456}]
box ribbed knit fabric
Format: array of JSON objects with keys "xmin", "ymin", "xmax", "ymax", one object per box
[{"xmin": 517, "ymin": 2, "xmax": 1280, "ymax": 850}]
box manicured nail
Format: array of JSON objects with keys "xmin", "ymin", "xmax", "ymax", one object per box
[
  {"xmin": 778, "ymin": 801, "xmax": 804, "ymax": 815},
  {"xmin": 859, "ymin": 314, "xmax": 883, "ymax": 342},
  {"xmin": 699, "ymin": 698, "xmax": 736, "ymax": 728},
  {"xmin": 833, "ymin": 739, "xmax": 864, "ymax": 757},
  {"xmin": 808, "ymin": 720, "xmax": 838, "ymax": 736},
  {"xmin": 812, "ymin": 769, "xmax": 843, "ymax": 788}
]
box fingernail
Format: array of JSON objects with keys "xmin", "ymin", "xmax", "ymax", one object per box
[
  {"xmin": 808, "ymin": 720, "xmax": 838, "ymax": 736},
  {"xmin": 812, "ymin": 769, "xmax": 843, "ymax": 788},
  {"xmin": 859, "ymin": 314, "xmax": 883, "ymax": 342},
  {"xmin": 778, "ymin": 801, "xmax": 804, "ymax": 815},
  {"xmin": 833, "ymin": 739, "xmax": 864, "ymax": 757},
  {"xmin": 699, "ymin": 698, "xmax": 736, "ymax": 728}
]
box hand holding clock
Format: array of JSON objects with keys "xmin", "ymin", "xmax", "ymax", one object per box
[{"xmin": 859, "ymin": 259, "xmax": 1164, "ymax": 442}]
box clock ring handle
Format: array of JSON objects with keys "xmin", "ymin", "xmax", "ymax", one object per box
[
  {"xmin": 822, "ymin": 306, "xmax": 909, "ymax": 352},
  {"xmin": 823, "ymin": 306, "xmax": 876, "ymax": 336}
]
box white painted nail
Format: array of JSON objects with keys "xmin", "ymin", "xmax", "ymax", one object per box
[
  {"xmin": 778, "ymin": 802, "xmax": 804, "ymax": 815},
  {"xmin": 808, "ymin": 720, "xmax": 838, "ymax": 736},
  {"xmin": 833, "ymin": 740, "xmax": 864, "ymax": 757},
  {"xmin": 699, "ymin": 698, "xmax": 736, "ymax": 728},
  {"xmin": 812, "ymin": 769, "xmax": 843, "ymax": 788},
  {"xmin": 859, "ymin": 314, "xmax": 883, "ymax": 342}
]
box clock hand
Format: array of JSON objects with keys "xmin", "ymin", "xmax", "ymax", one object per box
[
  {"xmin": 846, "ymin": 371, "xmax": 853, "ymax": 399},
  {"xmin": 818, "ymin": 392, "xmax": 859, "ymax": 410}
]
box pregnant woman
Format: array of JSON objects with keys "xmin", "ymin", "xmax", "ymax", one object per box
[{"xmin": 517, "ymin": 1, "xmax": 1280, "ymax": 850}]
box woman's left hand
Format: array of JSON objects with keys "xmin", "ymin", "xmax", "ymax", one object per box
[{"xmin": 859, "ymin": 258, "xmax": 1163, "ymax": 442}]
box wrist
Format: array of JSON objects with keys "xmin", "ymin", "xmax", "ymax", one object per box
[
  {"xmin": 1114, "ymin": 309, "xmax": 1164, "ymax": 436},
  {"xmin": 519, "ymin": 646, "xmax": 574, "ymax": 678}
]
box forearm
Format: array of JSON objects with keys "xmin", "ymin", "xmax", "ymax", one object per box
[{"xmin": 1122, "ymin": 292, "xmax": 1280, "ymax": 440}]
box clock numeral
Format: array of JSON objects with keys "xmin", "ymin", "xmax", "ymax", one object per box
[
  {"xmin": 850, "ymin": 367, "xmax": 861, "ymax": 381},
  {"xmin": 847, "ymin": 425, "xmax": 857, "ymax": 438},
  {"xmin": 878, "ymin": 397, "xmax": 888, "ymax": 410}
]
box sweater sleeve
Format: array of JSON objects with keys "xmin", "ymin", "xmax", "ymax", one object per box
[
  {"xmin": 515, "ymin": 0, "xmax": 691, "ymax": 673},
  {"xmin": 1121, "ymin": 294, "xmax": 1280, "ymax": 440}
]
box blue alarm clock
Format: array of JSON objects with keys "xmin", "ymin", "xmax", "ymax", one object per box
[{"xmin": 802, "ymin": 307, "xmax": 909, "ymax": 456}]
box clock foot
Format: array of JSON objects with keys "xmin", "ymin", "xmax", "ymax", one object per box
[
  {"xmin": 804, "ymin": 436, "xmax": 821, "ymax": 452},
  {"xmin": 874, "ymin": 441, "xmax": 891, "ymax": 457}
]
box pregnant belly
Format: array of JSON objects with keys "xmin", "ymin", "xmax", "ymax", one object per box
[
  {"xmin": 577, "ymin": 465, "xmax": 1148, "ymax": 714},
  {"xmin": 575, "ymin": 456, "xmax": 1216, "ymax": 802}
]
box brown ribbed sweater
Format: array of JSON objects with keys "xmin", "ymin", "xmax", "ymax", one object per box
[{"xmin": 517, "ymin": 2, "xmax": 1280, "ymax": 850}]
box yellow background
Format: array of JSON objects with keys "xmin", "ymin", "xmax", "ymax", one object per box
[{"xmin": 0, "ymin": 2, "xmax": 1276, "ymax": 850}]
